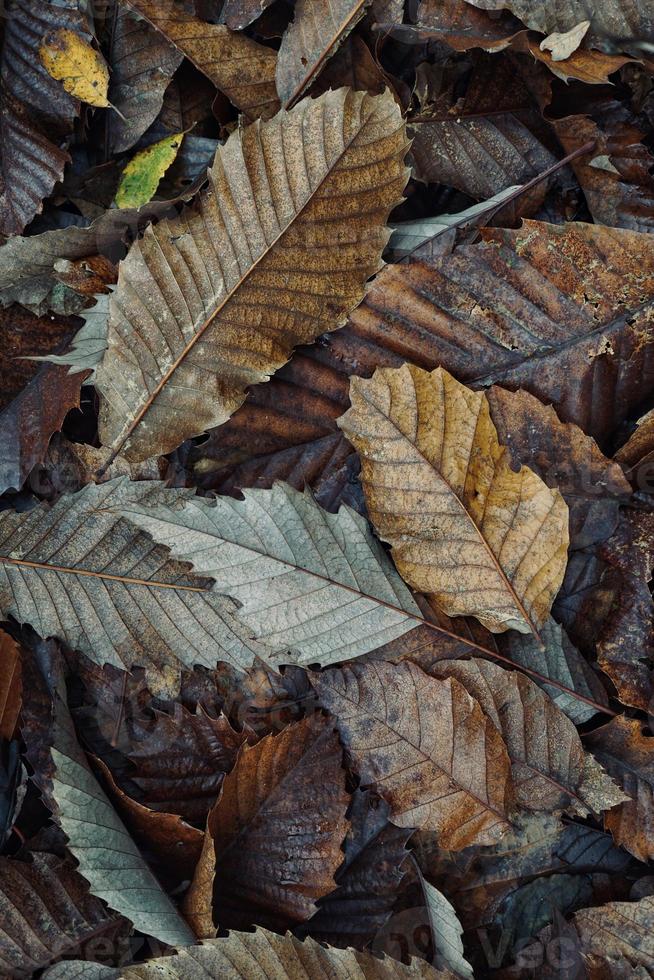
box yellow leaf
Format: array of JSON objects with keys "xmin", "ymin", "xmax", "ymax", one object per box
[
  {"xmin": 338, "ymin": 364, "xmax": 570, "ymax": 636},
  {"xmin": 39, "ymin": 28, "xmax": 110, "ymax": 108},
  {"xmin": 115, "ymin": 133, "xmax": 185, "ymax": 209}
]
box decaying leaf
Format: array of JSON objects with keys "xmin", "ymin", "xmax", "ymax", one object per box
[
  {"xmin": 300, "ymin": 790, "xmax": 411, "ymax": 949},
  {"xmin": 0, "ymin": 852, "xmax": 129, "ymax": 976},
  {"xmin": 39, "ymin": 29, "xmax": 110, "ymax": 108},
  {"xmin": 107, "ymin": 7, "xmax": 183, "ymax": 154},
  {"xmin": 94, "ymin": 87, "xmax": 408, "ymax": 463},
  {"xmin": 115, "ymin": 132, "xmax": 185, "ymax": 209},
  {"xmin": 184, "ymin": 715, "xmax": 350, "ymax": 935},
  {"xmin": 339, "ymin": 365, "xmax": 569, "ymax": 635},
  {"xmin": 314, "ymin": 660, "xmax": 514, "ymax": 847},
  {"xmin": 345, "ymin": 221, "xmax": 654, "ymax": 449},
  {"xmin": 586, "ymin": 717, "xmax": 654, "ymax": 863},
  {"xmin": 119, "ymin": 705, "xmax": 245, "ymax": 826},
  {"xmin": 487, "ymin": 386, "xmax": 631, "ymax": 551},
  {"xmin": 276, "ymin": 0, "xmax": 372, "ymax": 108},
  {"xmin": 126, "ymin": 0, "xmax": 280, "ymax": 121},
  {"xmin": 410, "ymin": 111, "xmax": 555, "ymax": 200},
  {"xmin": 426, "ymin": 659, "xmax": 596, "ymax": 813}
]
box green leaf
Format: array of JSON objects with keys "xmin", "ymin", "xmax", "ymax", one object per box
[{"xmin": 115, "ymin": 133, "xmax": 185, "ymax": 209}]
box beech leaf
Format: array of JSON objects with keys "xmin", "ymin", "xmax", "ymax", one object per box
[{"xmin": 113, "ymin": 480, "xmax": 421, "ymax": 666}]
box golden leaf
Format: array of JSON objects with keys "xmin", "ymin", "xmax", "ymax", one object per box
[
  {"xmin": 39, "ymin": 28, "xmax": 109, "ymax": 108},
  {"xmin": 338, "ymin": 364, "xmax": 569, "ymax": 635}
]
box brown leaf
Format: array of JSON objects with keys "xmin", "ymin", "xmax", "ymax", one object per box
[
  {"xmin": 526, "ymin": 37, "xmax": 634, "ymax": 84},
  {"xmin": 554, "ymin": 109, "xmax": 654, "ymax": 234},
  {"xmin": 126, "ymin": 0, "xmax": 280, "ymax": 121},
  {"xmin": 426, "ymin": 659, "xmax": 591, "ymax": 813},
  {"xmin": 0, "ymin": 852, "xmax": 129, "ymax": 975},
  {"xmin": 107, "ymin": 7, "xmax": 183, "ymax": 154},
  {"xmin": 571, "ymin": 895, "xmax": 654, "ymax": 976},
  {"xmin": 0, "ymin": 305, "xmax": 86, "ymax": 493},
  {"xmin": 345, "ymin": 221, "xmax": 654, "ymax": 449},
  {"xmin": 199, "ymin": 219, "xmax": 654, "ymax": 473},
  {"xmin": 314, "ymin": 660, "xmax": 514, "ymax": 848},
  {"xmin": 410, "ymin": 64, "xmax": 556, "ymax": 200},
  {"xmin": 415, "ymin": 0, "xmax": 524, "ymax": 51},
  {"xmin": 118, "ymin": 705, "xmax": 246, "ymax": 826},
  {"xmin": 339, "ymin": 364, "xmax": 569, "ymax": 636},
  {"xmin": 200, "ymin": 432, "xmax": 362, "ymax": 514},
  {"xmin": 487, "ymin": 386, "xmax": 631, "ymax": 551},
  {"xmin": 299, "ymin": 789, "xmax": 411, "ymax": 949},
  {"xmin": 0, "ymin": 631, "xmax": 21, "ymax": 741},
  {"xmin": 221, "ymin": 0, "xmax": 279, "ymax": 30},
  {"xmin": 94, "ymin": 757, "xmax": 203, "ymax": 881},
  {"xmin": 586, "ymin": 717, "xmax": 654, "ymax": 864},
  {"xmin": 276, "ymin": 0, "xmax": 372, "ymax": 108},
  {"xmin": 184, "ymin": 714, "xmax": 350, "ymax": 936},
  {"xmin": 95, "ymin": 87, "xmax": 409, "ymax": 462}
]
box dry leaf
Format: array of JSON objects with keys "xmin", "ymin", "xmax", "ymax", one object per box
[
  {"xmin": 427, "ymin": 659, "xmax": 592, "ymax": 813},
  {"xmin": 48, "ymin": 929, "xmax": 450, "ymax": 978},
  {"xmin": 107, "ymin": 7, "xmax": 183, "ymax": 154},
  {"xmin": 586, "ymin": 717, "xmax": 654, "ymax": 863},
  {"xmin": 276, "ymin": 0, "xmax": 372, "ymax": 108},
  {"xmin": 539, "ymin": 21, "xmax": 590, "ymax": 61},
  {"xmin": 314, "ymin": 660, "xmax": 514, "ymax": 848},
  {"xmin": 339, "ymin": 364, "xmax": 569, "ymax": 635},
  {"xmin": 126, "ymin": 0, "xmax": 280, "ymax": 121},
  {"xmin": 184, "ymin": 715, "xmax": 350, "ymax": 935},
  {"xmin": 93, "ymin": 87, "xmax": 408, "ymax": 462},
  {"xmin": 0, "ymin": 480, "xmax": 266, "ymax": 697}
]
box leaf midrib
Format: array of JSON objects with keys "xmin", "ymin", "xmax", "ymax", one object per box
[{"xmin": 0, "ymin": 554, "xmax": 209, "ymax": 592}]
